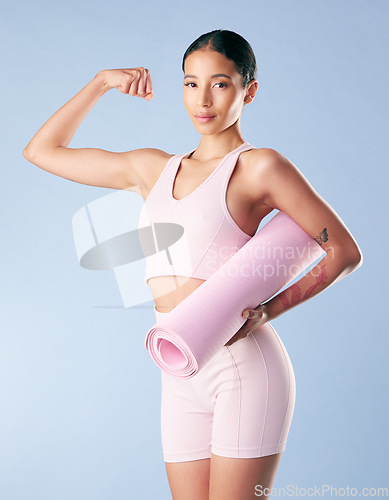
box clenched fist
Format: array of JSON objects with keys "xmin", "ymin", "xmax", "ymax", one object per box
[{"xmin": 99, "ymin": 67, "xmax": 153, "ymax": 100}]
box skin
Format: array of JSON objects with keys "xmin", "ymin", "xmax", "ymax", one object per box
[{"xmin": 23, "ymin": 47, "xmax": 363, "ymax": 500}]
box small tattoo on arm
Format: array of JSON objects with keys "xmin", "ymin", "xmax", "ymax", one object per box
[{"xmin": 314, "ymin": 227, "xmax": 328, "ymax": 246}]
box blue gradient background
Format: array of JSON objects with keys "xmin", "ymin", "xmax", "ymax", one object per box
[{"xmin": 1, "ymin": 0, "xmax": 388, "ymax": 498}]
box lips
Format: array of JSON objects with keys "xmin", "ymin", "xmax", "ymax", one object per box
[{"xmin": 195, "ymin": 114, "xmax": 216, "ymax": 123}]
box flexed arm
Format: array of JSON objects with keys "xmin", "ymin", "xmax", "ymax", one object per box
[{"xmin": 22, "ymin": 68, "xmax": 156, "ymax": 190}]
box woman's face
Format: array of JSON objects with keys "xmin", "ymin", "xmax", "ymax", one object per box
[{"xmin": 183, "ymin": 49, "xmax": 248, "ymax": 136}]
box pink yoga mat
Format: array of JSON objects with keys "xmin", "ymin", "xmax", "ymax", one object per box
[{"xmin": 144, "ymin": 211, "xmax": 325, "ymax": 378}]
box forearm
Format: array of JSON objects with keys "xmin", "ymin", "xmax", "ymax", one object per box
[
  {"xmin": 23, "ymin": 72, "xmax": 110, "ymax": 156},
  {"xmin": 265, "ymin": 249, "xmax": 362, "ymax": 321}
]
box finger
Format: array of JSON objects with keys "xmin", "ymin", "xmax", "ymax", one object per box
[
  {"xmin": 224, "ymin": 324, "xmax": 250, "ymax": 346},
  {"xmin": 128, "ymin": 70, "xmax": 140, "ymax": 96},
  {"xmin": 225, "ymin": 335, "xmax": 239, "ymax": 347},
  {"xmin": 242, "ymin": 309, "xmax": 252, "ymax": 318},
  {"xmin": 145, "ymin": 69, "xmax": 153, "ymax": 98},
  {"xmin": 118, "ymin": 80, "xmax": 126, "ymax": 93},
  {"xmin": 122, "ymin": 73, "xmax": 135, "ymax": 94},
  {"xmin": 225, "ymin": 332, "xmax": 247, "ymax": 347},
  {"xmin": 225, "ymin": 331, "xmax": 240, "ymax": 347},
  {"xmin": 242, "ymin": 308, "xmax": 261, "ymax": 319},
  {"xmin": 136, "ymin": 67, "xmax": 146, "ymax": 96}
]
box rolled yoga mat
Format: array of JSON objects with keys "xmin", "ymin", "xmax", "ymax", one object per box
[{"xmin": 144, "ymin": 211, "xmax": 326, "ymax": 378}]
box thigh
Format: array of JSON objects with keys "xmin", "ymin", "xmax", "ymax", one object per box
[
  {"xmin": 211, "ymin": 322, "xmax": 296, "ymax": 458},
  {"xmin": 209, "ymin": 452, "xmax": 282, "ymax": 500},
  {"xmin": 161, "ymin": 370, "xmax": 213, "ymax": 499},
  {"xmin": 165, "ymin": 458, "xmax": 211, "ymax": 500},
  {"xmin": 160, "ymin": 370, "xmax": 213, "ymax": 463}
]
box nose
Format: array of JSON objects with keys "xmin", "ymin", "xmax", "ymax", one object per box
[{"xmin": 197, "ymin": 87, "xmax": 212, "ymax": 107}]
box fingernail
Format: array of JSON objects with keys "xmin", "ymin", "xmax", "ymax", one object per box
[{"xmin": 243, "ymin": 310, "xmax": 249, "ymax": 318}]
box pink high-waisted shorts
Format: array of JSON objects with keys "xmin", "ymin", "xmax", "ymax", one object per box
[{"xmin": 155, "ymin": 307, "xmax": 296, "ymax": 463}]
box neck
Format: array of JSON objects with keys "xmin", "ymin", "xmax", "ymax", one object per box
[{"xmin": 191, "ymin": 124, "xmax": 245, "ymax": 162}]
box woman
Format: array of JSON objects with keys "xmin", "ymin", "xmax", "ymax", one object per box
[{"xmin": 23, "ymin": 30, "xmax": 362, "ymax": 500}]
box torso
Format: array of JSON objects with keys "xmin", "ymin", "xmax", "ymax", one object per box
[{"xmin": 138, "ymin": 147, "xmax": 274, "ymax": 313}]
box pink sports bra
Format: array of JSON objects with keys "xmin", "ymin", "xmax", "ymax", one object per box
[{"xmin": 137, "ymin": 141, "xmax": 255, "ymax": 284}]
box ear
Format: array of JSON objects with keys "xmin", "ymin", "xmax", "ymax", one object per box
[{"xmin": 244, "ymin": 79, "xmax": 259, "ymax": 104}]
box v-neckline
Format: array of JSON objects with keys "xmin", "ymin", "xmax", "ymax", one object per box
[{"xmin": 170, "ymin": 141, "xmax": 248, "ymax": 202}]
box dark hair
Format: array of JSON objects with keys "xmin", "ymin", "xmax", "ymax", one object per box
[{"xmin": 182, "ymin": 29, "xmax": 257, "ymax": 88}]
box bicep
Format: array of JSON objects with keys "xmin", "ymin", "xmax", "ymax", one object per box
[
  {"xmin": 258, "ymin": 149, "xmax": 361, "ymax": 261},
  {"xmin": 23, "ymin": 146, "xmax": 154, "ymax": 190}
]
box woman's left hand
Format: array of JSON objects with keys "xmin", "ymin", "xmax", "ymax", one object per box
[{"xmin": 224, "ymin": 304, "xmax": 270, "ymax": 346}]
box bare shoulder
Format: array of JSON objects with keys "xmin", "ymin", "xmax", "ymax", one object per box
[
  {"xmin": 240, "ymin": 145, "xmax": 320, "ymax": 211},
  {"xmin": 243, "ymin": 147, "xmax": 302, "ymax": 182},
  {"xmin": 242, "ymin": 147, "xmax": 291, "ymax": 171},
  {"xmin": 241, "ymin": 148, "xmax": 301, "ymax": 203}
]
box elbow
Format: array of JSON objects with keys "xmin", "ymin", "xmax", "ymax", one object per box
[
  {"xmin": 346, "ymin": 247, "xmax": 363, "ymax": 271},
  {"xmin": 339, "ymin": 237, "xmax": 363, "ymax": 270},
  {"xmin": 23, "ymin": 146, "xmax": 40, "ymax": 163},
  {"xmin": 353, "ymin": 250, "xmax": 363, "ymax": 268},
  {"xmin": 350, "ymin": 239, "xmax": 363, "ymax": 268},
  {"xmin": 23, "ymin": 147, "xmax": 33, "ymax": 161},
  {"xmin": 332, "ymin": 242, "xmax": 363, "ymax": 272}
]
